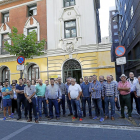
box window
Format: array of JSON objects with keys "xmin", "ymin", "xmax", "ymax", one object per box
[
  {"xmin": 2, "ymin": 67, "xmax": 10, "ymax": 82},
  {"xmin": 28, "ymin": 65, "xmax": 39, "ymax": 81},
  {"xmin": 131, "ymin": 6, "xmax": 134, "ymax": 18},
  {"xmin": 123, "ymin": 30, "xmax": 124, "ymax": 37},
  {"xmin": 133, "ymin": 27, "xmax": 136, "ymax": 39},
  {"xmin": 114, "ymin": 32, "xmax": 118, "ymax": 36},
  {"xmin": 124, "ymin": 4, "xmax": 126, "ymax": 12},
  {"xmin": 114, "ymin": 39, "xmax": 119, "ymax": 43},
  {"xmin": 2, "ymin": 12, "xmax": 9, "ymax": 23},
  {"xmin": 1, "ymin": 34, "xmax": 9, "ymax": 54},
  {"xmin": 126, "ymin": 20, "xmax": 128, "ymax": 30},
  {"xmin": 134, "ymin": 45, "xmax": 140, "ymax": 59},
  {"xmin": 28, "ymin": 5, "xmax": 37, "ymax": 16},
  {"xmin": 28, "ymin": 28, "xmax": 37, "ymax": 34},
  {"xmin": 64, "ymin": 20, "xmax": 77, "ymax": 38},
  {"xmin": 112, "ymin": 11, "xmax": 115, "ymax": 15},
  {"xmin": 64, "ymin": 0, "xmax": 75, "ymax": 7},
  {"xmin": 127, "ymin": 38, "xmax": 130, "ymax": 46},
  {"xmin": 113, "ymin": 25, "xmax": 118, "ymax": 29}
]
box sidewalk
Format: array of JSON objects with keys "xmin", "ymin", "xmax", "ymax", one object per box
[{"xmin": 0, "ymin": 107, "xmax": 139, "ymax": 127}]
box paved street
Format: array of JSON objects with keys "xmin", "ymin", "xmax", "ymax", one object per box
[{"xmin": 0, "ymin": 119, "xmax": 140, "ymax": 140}]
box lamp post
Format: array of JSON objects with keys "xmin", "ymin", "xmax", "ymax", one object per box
[{"xmin": 112, "ymin": 12, "xmax": 124, "ymax": 74}]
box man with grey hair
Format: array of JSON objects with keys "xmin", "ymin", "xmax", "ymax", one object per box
[
  {"xmin": 68, "ymin": 78, "xmax": 83, "ymax": 121},
  {"xmin": 127, "ymin": 72, "xmax": 138, "ymax": 113},
  {"xmin": 134, "ymin": 76, "xmax": 140, "ymax": 115},
  {"xmin": 57, "ymin": 77, "xmax": 66, "ymax": 117},
  {"xmin": 102, "ymin": 75, "xmax": 118, "ymax": 120}
]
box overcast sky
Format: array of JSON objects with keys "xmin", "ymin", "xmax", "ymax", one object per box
[{"xmin": 99, "ymin": 0, "xmax": 115, "ymax": 38}]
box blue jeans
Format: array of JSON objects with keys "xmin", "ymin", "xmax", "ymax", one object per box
[
  {"xmin": 92, "ymin": 98, "xmax": 104, "ymax": 118},
  {"xmin": 58, "ymin": 94, "xmax": 65, "ymax": 115},
  {"xmin": 104, "ymin": 96, "xmax": 115, "ymax": 117},
  {"xmin": 27, "ymin": 98, "xmax": 38, "ymax": 120},
  {"xmin": 37, "ymin": 97, "xmax": 48, "ymax": 117},
  {"xmin": 71, "ymin": 99, "xmax": 82, "ymax": 118},
  {"xmin": 48, "ymin": 99, "xmax": 60, "ymax": 118},
  {"xmin": 82, "ymin": 97, "xmax": 92, "ymax": 116},
  {"xmin": 67, "ymin": 95, "xmax": 72, "ymax": 114}
]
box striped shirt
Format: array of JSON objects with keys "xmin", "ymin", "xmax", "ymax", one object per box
[
  {"xmin": 102, "ymin": 81, "xmax": 118, "ymax": 97},
  {"xmin": 89, "ymin": 80, "xmax": 101, "ymax": 99}
]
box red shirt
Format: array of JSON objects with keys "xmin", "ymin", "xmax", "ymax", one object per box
[{"xmin": 118, "ymin": 81, "xmax": 130, "ymax": 95}]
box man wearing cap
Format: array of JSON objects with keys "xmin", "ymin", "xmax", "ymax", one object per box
[
  {"xmin": 24, "ymin": 80, "xmax": 38, "ymax": 123},
  {"xmin": 118, "ymin": 74, "xmax": 132, "ymax": 120},
  {"xmin": 45, "ymin": 78, "xmax": 62, "ymax": 120},
  {"xmin": 134, "ymin": 76, "xmax": 140, "ymax": 115}
]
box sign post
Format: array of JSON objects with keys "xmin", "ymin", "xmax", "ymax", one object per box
[
  {"xmin": 17, "ymin": 56, "xmax": 25, "ymax": 78},
  {"xmin": 115, "ymin": 46, "xmax": 126, "ymax": 74}
]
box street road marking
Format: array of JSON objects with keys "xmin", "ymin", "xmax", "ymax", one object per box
[
  {"xmin": 1, "ymin": 124, "xmax": 32, "ymax": 140},
  {"xmin": 0, "ymin": 119, "xmax": 140, "ymax": 131}
]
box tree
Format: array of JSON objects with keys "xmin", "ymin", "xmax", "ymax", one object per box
[{"xmin": 4, "ymin": 27, "xmax": 46, "ymax": 78}]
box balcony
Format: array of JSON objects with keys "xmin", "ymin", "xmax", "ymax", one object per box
[{"xmin": 0, "ymin": 46, "xmax": 9, "ymax": 55}]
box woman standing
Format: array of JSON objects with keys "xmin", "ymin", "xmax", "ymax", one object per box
[{"xmin": 11, "ymin": 83, "xmax": 17, "ymax": 115}]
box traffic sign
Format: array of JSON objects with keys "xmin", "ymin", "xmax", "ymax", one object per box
[
  {"xmin": 116, "ymin": 57, "xmax": 126, "ymax": 65},
  {"xmin": 115, "ymin": 46, "xmax": 126, "ymax": 57},
  {"xmin": 17, "ymin": 56, "xmax": 25, "ymax": 65},
  {"xmin": 17, "ymin": 65, "xmax": 25, "ymax": 71}
]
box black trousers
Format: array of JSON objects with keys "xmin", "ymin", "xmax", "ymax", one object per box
[
  {"xmin": 130, "ymin": 91, "xmax": 138, "ymax": 113},
  {"xmin": 12, "ymin": 99, "xmax": 17, "ymax": 113},
  {"xmin": 17, "ymin": 95, "xmax": 28, "ymax": 117}
]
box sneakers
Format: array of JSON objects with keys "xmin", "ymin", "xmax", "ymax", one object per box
[
  {"xmin": 3, "ymin": 117, "xmax": 6, "ymax": 121},
  {"xmin": 93, "ymin": 116, "xmax": 99, "ymax": 120},
  {"xmin": 79, "ymin": 118, "xmax": 83, "ymax": 121},
  {"xmin": 99, "ymin": 118, "xmax": 104, "ymax": 122},
  {"xmin": 9, "ymin": 115, "xmax": 14, "ymax": 119},
  {"xmin": 72, "ymin": 117, "xmax": 76, "ymax": 120}
]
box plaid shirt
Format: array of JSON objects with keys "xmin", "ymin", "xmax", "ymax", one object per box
[
  {"xmin": 102, "ymin": 81, "xmax": 118, "ymax": 97},
  {"xmin": 89, "ymin": 80, "xmax": 101, "ymax": 99}
]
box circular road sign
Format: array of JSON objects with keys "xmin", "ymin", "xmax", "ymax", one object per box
[
  {"xmin": 115, "ymin": 46, "xmax": 126, "ymax": 57},
  {"xmin": 17, "ymin": 56, "xmax": 25, "ymax": 65}
]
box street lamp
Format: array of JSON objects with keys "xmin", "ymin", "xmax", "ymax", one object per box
[{"xmin": 112, "ymin": 12, "xmax": 124, "ymax": 74}]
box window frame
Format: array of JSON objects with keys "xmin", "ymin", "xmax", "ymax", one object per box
[
  {"xmin": 28, "ymin": 4, "xmax": 37, "ymax": 17},
  {"xmin": 63, "ymin": 0, "xmax": 76, "ymax": 8},
  {"xmin": 2, "ymin": 12, "xmax": 9, "ymax": 23},
  {"xmin": 64, "ymin": 20, "xmax": 77, "ymax": 38},
  {"xmin": 28, "ymin": 65, "xmax": 39, "ymax": 81}
]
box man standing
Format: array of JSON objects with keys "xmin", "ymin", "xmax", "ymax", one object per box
[
  {"xmin": 2, "ymin": 81, "xmax": 13, "ymax": 120},
  {"xmin": 45, "ymin": 80, "xmax": 49, "ymax": 86},
  {"xmin": 134, "ymin": 76, "xmax": 140, "ymax": 115},
  {"xmin": 80, "ymin": 78, "xmax": 84, "ymax": 86},
  {"xmin": 23, "ymin": 78, "xmax": 27, "ymax": 85},
  {"xmin": 24, "ymin": 80, "xmax": 38, "ymax": 123},
  {"xmin": 89, "ymin": 75, "xmax": 104, "ymax": 122},
  {"xmin": 99, "ymin": 75, "xmax": 106, "ymax": 114},
  {"xmin": 89, "ymin": 76, "xmax": 93, "ymax": 83},
  {"xmin": 81, "ymin": 76, "xmax": 92, "ymax": 118},
  {"xmin": 65, "ymin": 78, "xmax": 73, "ymax": 116},
  {"xmin": 102, "ymin": 75, "xmax": 118, "ymax": 120},
  {"xmin": 45, "ymin": 78, "xmax": 62, "ymax": 120},
  {"xmin": 127, "ymin": 72, "xmax": 138, "ymax": 113},
  {"xmin": 16, "ymin": 78, "xmax": 28, "ymax": 120},
  {"xmin": 36, "ymin": 79, "xmax": 48, "ymax": 120},
  {"xmin": 57, "ymin": 77, "xmax": 66, "ymax": 117},
  {"xmin": 68, "ymin": 78, "xmax": 82, "ymax": 121},
  {"xmin": 118, "ymin": 74, "xmax": 132, "ymax": 120}
]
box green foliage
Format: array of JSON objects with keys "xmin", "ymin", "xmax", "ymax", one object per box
[{"xmin": 4, "ymin": 27, "xmax": 46, "ymax": 59}]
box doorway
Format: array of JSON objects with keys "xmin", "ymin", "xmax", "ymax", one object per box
[{"xmin": 63, "ymin": 59, "xmax": 82, "ymax": 84}]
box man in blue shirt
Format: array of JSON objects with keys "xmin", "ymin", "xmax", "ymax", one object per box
[
  {"xmin": 16, "ymin": 78, "xmax": 27, "ymax": 120},
  {"xmin": 81, "ymin": 76, "xmax": 92, "ymax": 118},
  {"xmin": 2, "ymin": 81, "xmax": 13, "ymax": 120}
]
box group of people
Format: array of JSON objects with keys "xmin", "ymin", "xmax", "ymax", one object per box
[{"xmin": 0, "ymin": 72, "xmax": 140, "ymax": 123}]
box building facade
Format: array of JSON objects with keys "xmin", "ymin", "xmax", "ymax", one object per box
[
  {"xmin": 115, "ymin": 0, "xmax": 140, "ymax": 76},
  {"xmin": 109, "ymin": 7, "xmax": 121, "ymax": 81},
  {"xmin": 0, "ymin": 0, "xmax": 115, "ymax": 84}
]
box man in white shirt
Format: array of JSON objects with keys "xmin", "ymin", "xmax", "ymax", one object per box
[{"xmin": 68, "ymin": 78, "xmax": 82, "ymax": 121}]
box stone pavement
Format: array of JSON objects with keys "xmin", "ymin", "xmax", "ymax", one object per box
[{"xmin": 0, "ymin": 106, "xmax": 139, "ymax": 127}]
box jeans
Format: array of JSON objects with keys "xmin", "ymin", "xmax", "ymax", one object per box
[
  {"xmin": 71, "ymin": 99, "xmax": 82, "ymax": 118},
  {"xmin": 48, "ymin": 99, "xmax": 60, "ymax": 118},
  {"xmin": 136, "ymin": 97, "xmax": 140, "ymax": 115},
  {"xmin": 17, "ymin": 95, "xmax": 28, "ymax": 117},
  {"xmin": 82, "ymin": 97, "xmax": 92, "ymax": 117},
  {"xmin": 58, "ymin": 94, "xmax": 65, "ymax": 115},
  {"xmin": 104, "ymin": 96, "xmax": 115, "ymax": 117},
  {"xmin": 92, "ymin": 98, "xmax": 104, "ymax": 118},
  {"xmin": 120, "ymin": 94, "xmax": 131, "ymax": 117},
  {"xmin": 66, "ymin": 95, "xmax": 72, "ymax": 114},
  {"xmin": 37, "ymin": 97, "xmax": 48, "ymax": 117},
  {"xmin": 130, "ymin": 91, "xmax": 138, "ymax": 113}
]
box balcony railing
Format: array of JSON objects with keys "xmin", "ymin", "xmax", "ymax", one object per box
[{"xmin": 0, "ymin": 46, "xmax": 9, "ymax": 55}]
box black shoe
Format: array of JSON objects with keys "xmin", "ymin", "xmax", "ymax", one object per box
[
  {"xmin": 46, "ymin": 116, "xmax": 50, "ymax": 118},
  {"xmin": 68, "ymin": 113, "xmax": 73, "ymax": 116},
  {"xmin": 17, "ymin": 117, "xmax": 21, "ymax": 120},
  {"xmin": 83, "ymin": 115, "xmax": 86, "ymax": 118}
]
